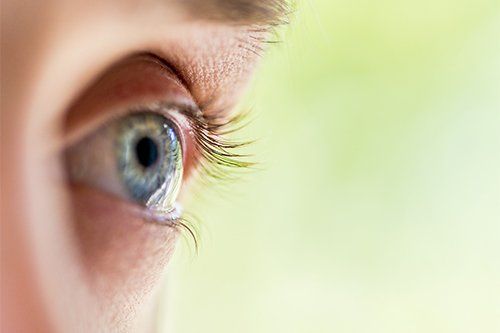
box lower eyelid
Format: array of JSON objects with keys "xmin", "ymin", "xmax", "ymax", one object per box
[
  {"xmin": 71, "ymin": 183, "xmax": 182, "ymax": 228},
  {"xmin": 69, "ymin": 184, "xmax": 180, "ymax": 288}
]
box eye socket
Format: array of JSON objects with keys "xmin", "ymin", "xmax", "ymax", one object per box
[{"xmin": 66, "ymin": 111, "xmax": 184, "ymax": 219}]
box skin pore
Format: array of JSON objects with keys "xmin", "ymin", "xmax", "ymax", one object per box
[{"xmin": 1, "ymin": 0, "xmax": 286, "ymax": 332}]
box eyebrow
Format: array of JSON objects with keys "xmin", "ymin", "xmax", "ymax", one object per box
[{"xmin": 179, "ymin": 0, "xmax": 290, "ymax": 26}]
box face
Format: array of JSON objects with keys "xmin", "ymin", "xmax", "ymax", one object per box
[{"xmin": 0, "ymin": 0, "xmax": 287, "ymax": 331}]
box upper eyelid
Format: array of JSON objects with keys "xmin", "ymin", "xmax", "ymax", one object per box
[
  {"xmin": 63, "ymin": 101, "xmax": 199, "ymax": 151},
  {"xmin": 62, "ymin": 54, "xmax": 201, "ymax": 148}
]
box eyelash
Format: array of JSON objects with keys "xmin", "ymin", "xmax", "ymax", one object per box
[
  {"xmin": 188, "ymin": 109, "xmax": 254, "ymax": 181},
  {"xmin": 66, "ymin": 52, "xmax": 254, "ymax": 249},
  {"xmin": 140, "ymin": 53, "xmax": 254, "ymax": 181},
  {"xmin": 181, "ymin": 108, "xmax": 255, "ymax": 249},
  {"xmin": 167, "ymin": 112, "xmax": 256, "ymax": 249},
  {"xmin": 140, "ymin": 53, "xmax": 254, "ymax": 180},
  {"xmin": 136, "ymin": 102, "xmax": 254, "ymax": 249}
]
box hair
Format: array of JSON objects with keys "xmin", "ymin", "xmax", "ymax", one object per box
[{"xmin": 181, "ymin": 0, "xmax": 290, "ymax": 26}]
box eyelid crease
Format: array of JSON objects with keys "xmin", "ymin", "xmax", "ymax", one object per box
[
  {"xmin": 139, "ymin": 53, "xmax": 194, "ymax": 101},
  {"xmin": 63, "ymin": 54, "xmax": 196, "ymax": 149}
]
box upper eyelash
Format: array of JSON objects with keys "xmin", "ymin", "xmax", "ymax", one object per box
[
  {"xmin": 124, "ymin": 100, "xmax": 254, "ymax": 182},
  {"xmin": 152, "ymin": 101, "xmax": 256, "ymax": 183},
  {"xmin": 182, "ymin": 109, "xmax": 254, "ymax": 252},
  {"xmin": 187, "ymin": 109, "xmax": 255, "ymax": 182},
  {"xmin": 138, "ymin": 54, "xmax": 254, "ymax": 180}
]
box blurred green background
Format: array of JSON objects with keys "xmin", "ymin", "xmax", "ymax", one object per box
[{"xmin": 163, "ymin": 0, "xmax": 500, "ymax": 332}]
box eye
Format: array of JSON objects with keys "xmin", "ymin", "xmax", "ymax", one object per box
[
  {"xmin": 62, "ymin": 54, "xmax": 199, "ymax": 227},
  {"xmin": 66, "ymin": 111, "xmax": 184, "ymax": 220},
  {"xmin": 63, "ymin": 53, "xmax": 251, "ymax": 237}
]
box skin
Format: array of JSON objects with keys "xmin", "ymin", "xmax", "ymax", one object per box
[{"xmin": 1, "ymin": 0, "xmax": 280, "ymax": 331}]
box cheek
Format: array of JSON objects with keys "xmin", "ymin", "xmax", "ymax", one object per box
[{"xmin": 70, "ymin": 184, "xmax": 179, "ymax": 323}]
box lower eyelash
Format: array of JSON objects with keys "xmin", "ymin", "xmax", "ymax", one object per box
[
  {"xmin": 139, "ymin": 202, "xmax": 200, "ymax": 251},
  {"xmin": 174, "ymin": 213, "xmax": 201, "ymax": 253},
  {"xmin": 141, "ymin": 103, "xmax": 255, "ymax": 249}
]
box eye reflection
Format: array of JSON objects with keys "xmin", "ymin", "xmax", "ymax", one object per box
[{"xmin": 67, "ymin": 111, "xmax": 183, "ymax": 219}]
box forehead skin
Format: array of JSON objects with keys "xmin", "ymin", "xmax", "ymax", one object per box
[{"xmin": 0, "ymin": 0, "xmax": 283, "ymax": 332}]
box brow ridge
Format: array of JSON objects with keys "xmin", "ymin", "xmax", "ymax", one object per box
[{"xmin": 179, "ymin": 0, "xmax": 290, "ymax": 26}]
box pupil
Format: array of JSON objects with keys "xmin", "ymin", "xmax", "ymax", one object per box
[{"xmin": 135, "ymin": 136, "xmax": 158, "ymax": 168}]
